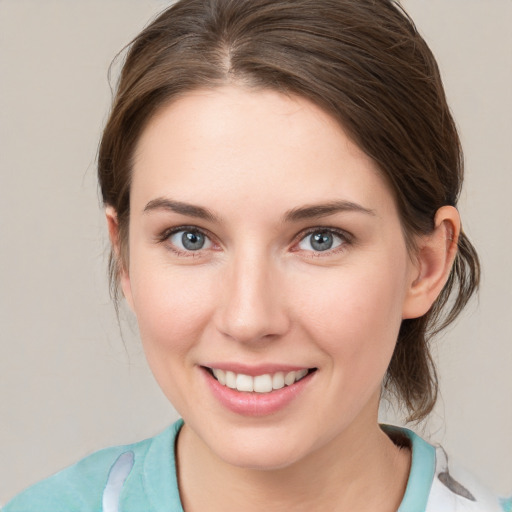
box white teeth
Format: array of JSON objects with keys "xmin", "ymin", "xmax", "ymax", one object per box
[
  {"xmin": 253, "ymin": 374, "xmax": 273, "ymax": 393},
  {"xmin": 236, "ymin": 373, "xmax": 254, "ymax": 392},
  {"xmin": 284, "ymin": 371, "xmax": 296, "ymax": 386},
  {"xmin": 296, "ymin": 369, "xmax": 308, "ymax": 380},
  {"xmin": 225, "ymin": 371, "xmax": 237, "ymax": 389},
  {"xmin": 212, "ymin": 368, "xmax": 226, "ymax": 385},
  {"xmin": 272, "ymin": 372, "xmax": 285, "ymax": 390},
  {"xmin": 211, "ymin": 368, "xmax": 310, "ymax": 393}
]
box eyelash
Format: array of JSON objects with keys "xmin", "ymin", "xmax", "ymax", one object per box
[
  {"xmin": 157, "ymin": 225, "xmax": 217, "ymax": 258},
  {"xmin": 292, "ymin": 227, "xmax": 353, "ymax": 257},
  {"xmin": 157, "ymin": 225, "xmax": 353, "ymax": 258}
]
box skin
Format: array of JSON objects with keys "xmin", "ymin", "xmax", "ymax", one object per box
[{"xmin": 107, "ymin": 85, "xmax": 460, "ymax": 511}]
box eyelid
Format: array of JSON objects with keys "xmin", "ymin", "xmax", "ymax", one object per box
[
  {"xmin": 157, "ymin": 225, "xmax": 219, "ymax": 256},
  {"xmin": 291, "ymin": 226, "xmax": 353, "ymax": 254},
  {"xmin": 156, "ymin": 224, "xmax": 352, "ymax": 257},
  {"xmin": 157, "ymin": 224, "xmax": 207, "ymax": 242}
]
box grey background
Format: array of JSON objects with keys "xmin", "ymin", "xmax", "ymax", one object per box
[{"xmin": 0, "ymin": 0, "xmax": 511, "ymax": 503}]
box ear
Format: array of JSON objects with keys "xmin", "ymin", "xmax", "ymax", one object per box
[
  {"xmin": 105, "ymin": 206, "xmax": 135, "ymax": 311},
  {"xmin": 402, "ymin": 206, "xmax": 460, "ymax": 319}
]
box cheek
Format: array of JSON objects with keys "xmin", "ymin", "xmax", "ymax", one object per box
[
  {"xmin": 293, "ymin": 257, "xmax": 408, "ymax": 378},
  {"xmin": 129, "ymin": 262, "xmax": 217, "ymax": 358}
]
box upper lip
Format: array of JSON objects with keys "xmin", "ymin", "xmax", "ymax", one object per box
[{"xmin": 201, "ymin": 363, "xmax": 314, "ymax": 376}]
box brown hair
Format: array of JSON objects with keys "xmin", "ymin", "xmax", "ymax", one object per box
[{"xmin": 98, "ymin": 0, "xmax": 480, "ymax": 422}]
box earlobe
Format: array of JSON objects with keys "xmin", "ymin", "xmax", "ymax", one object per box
[
  {"xmin": 402, "ymin": 206, "xmax": 461, "ymax": 319},
  {"xmin": 105, "ymin": 206, "xmax": 135, "ymax": 311}
]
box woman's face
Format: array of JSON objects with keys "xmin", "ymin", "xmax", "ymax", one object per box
[{"xmin": 120, "ymin": 86, "xmax": 419, "ymax": 469}]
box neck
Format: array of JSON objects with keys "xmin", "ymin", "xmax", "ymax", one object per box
[{"xmin": 176, "ymin": 408, "xmax": 411, "ymax": 512}]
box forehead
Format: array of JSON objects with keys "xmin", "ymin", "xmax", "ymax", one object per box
[{"xmin": 131, "ymin": 86, "xmax": 397, "ymax": 220}]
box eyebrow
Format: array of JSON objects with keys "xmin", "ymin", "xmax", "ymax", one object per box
[
  {"xmin": 284, "ymin": 200, "xmax": 376, "ymax": 222},
  {"xmin": 143, "ymin": 197, "xmax": 375, "ymax": 224},
  {"xmin": 143, "ymin": 198, "xmax": 220, "ymax": 223}
]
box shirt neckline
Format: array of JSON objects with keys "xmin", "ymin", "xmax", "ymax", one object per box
[
  {"xmin": 382, "ymin": 424, "xmax": 437, "ymax": 512},
  {"xmin": 143, "ymin": 420, "xmax": 435, "ymax": 512}
]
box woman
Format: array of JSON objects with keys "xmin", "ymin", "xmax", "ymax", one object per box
[{"xmin": 3, "ymin": 0, "xmax": 509, "ymax": 510}]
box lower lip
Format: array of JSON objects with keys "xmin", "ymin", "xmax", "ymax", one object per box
[{"xmin": 202, "ymin": 368, "xmax": 315, "ymax": 416}]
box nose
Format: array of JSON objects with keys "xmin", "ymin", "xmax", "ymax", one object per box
[{"xmin": 215, "ymin": 248, "xmax": 290, "ymax": 345}]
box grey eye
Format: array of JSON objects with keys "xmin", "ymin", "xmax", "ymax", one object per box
[
  {"xmin": 182, "ymin": 231, "xmax": 205, "ymax": 250},
  {"xmin": 170, "ymin": 230, "xmax": 211, "ymax": 251},
  {"xmin": 298, "ymin": 231, "xmax": 343, "ymax": 252}
]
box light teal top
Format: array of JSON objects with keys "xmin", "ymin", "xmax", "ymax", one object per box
[{"xmin": 3, "ymin": 419, "xmax": 507, "ymax": 512}]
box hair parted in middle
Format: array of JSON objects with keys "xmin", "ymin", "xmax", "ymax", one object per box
[{"xmin": 98, "ymin": 0, "xmax": 480, "ymax": 422}]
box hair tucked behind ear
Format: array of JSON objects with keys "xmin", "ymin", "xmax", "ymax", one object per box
[
  {"xmin": 98, "ymin": 0, "xmax": 480, "ymax": 422},
  {"xmin": 386, "ymin": 230, "xmax": 480, "ymax": 422}
]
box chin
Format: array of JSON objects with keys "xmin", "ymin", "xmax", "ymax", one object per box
[
  {"xmin": 219, "ymin": 445, "xmax": 305, "ymax": 471},
  {"xmin": 201, "ymin": 423, "xmax": 318, "ymax": 471}
]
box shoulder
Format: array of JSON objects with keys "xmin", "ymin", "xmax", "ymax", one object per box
[
  {"xmin": 426, "ymin": 445, "xmax": 510, "ymax": 512},
  {"xmin": 386, "ymin": 425, "xmax": 509, "ymax": 512},
  {"xmin": 2, "ymin": 442, "xmax": 150, "ymax": 512},
  {"xmin": 2, "ymin": 421, "xmax": 182, "ymax": 512}
]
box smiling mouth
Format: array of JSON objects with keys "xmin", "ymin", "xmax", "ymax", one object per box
[{"xmin": 205, "ymin": 367, "xmax": 317, "ymax": 393}]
